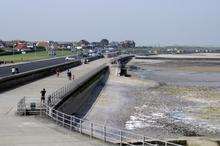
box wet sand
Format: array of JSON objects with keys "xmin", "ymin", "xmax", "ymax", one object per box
[
  {"xmin": 86, "ymin": 58, "xmax": 220, "ymax": 140},
  {"xmin": 85, "ymin": 66, "xmax": 157, "ymax": 129}
]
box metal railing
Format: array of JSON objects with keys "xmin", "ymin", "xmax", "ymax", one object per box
[
  {"xmin": 48, "ymin": 64, "xmax": 108, "ymax": 108},
  {"xmin": 17, "ymin": 96, "xmax": 181, "ymax": 146},
  {"xmin": 16, "ymin": 64, "xmax": 182, "ymax": 146},
  {"xmin": 17, "ymin": 97, "xmax": 43, "ymax": 115},
  {"xmin": 17, "ymin": 97, "xmax": 26, "ymax": 115},
  {"xmin": 44, "ymin": 104, "xmax": 181, "ymax": 146}
]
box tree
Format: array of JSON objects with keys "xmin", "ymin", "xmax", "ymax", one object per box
[
  {"xmin": 100, "ymin": 39, "xmax": 109, "ymax": 47},
  {"xmin": 77, "ymin": 40, "xmax": 90, "ymax": 47}
]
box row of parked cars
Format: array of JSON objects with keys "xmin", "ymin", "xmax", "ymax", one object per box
[{"xmin": 65, "ymin": 53, "xmax": 104, "ymax": 65}]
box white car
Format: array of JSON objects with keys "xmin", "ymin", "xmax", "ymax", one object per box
[{"xmin": 65, "ymin": 56, "xmax": 77, "ymax": 60}]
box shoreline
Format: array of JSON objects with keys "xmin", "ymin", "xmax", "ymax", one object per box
[{"xmin": 85, "ymin": 58, "xmax": 220, "ymax": 140}]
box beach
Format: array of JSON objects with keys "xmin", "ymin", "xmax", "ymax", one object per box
[{"xmin": 86, "ymin": 58, "xmax": 220, "ymax": 139}]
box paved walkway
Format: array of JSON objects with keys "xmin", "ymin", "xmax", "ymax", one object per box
[{"xmin": 0, "ymin": 59, "xmax": 115, "ymax": 146}]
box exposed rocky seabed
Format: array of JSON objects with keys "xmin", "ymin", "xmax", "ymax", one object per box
[{"xmin": 86, "ymin": 59, "xmax": 220, "ymax": 139}]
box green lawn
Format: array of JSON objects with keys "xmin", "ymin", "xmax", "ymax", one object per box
[{"xmin": 0, "ymin": 50, "xmax": 75, "ymax": 63}]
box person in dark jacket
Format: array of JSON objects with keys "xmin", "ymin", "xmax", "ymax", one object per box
[
  {"xmin": 40, "ymin": 88, "xmax": 46, "ymax": 103},
  {"xmin": 67, "ymin": 69, "xmax": 72, "ymax": 80}
]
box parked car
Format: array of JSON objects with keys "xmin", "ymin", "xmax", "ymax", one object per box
[{"xmin": 65, "ymin": 55, "xmax": 79, "ymax": 61}]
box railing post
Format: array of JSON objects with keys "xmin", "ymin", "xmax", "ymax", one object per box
[
  {"xmin": 90, "ymin": 123, "xmax": 93, "ymax": 139},
  {"xmin": 142, "ymin": 136, "xmax": 145, "ymax": 146},
  {"xmin": 120, "ymin": 130, "xmax": 123, "ymax": 146},
  {"xmin": 165, "ymin": 142, "xmax": 167, "ymax": 146},
  {"xmin": 80, "ymin": 119, "xmax": 82, "ymax": 134},
  {"xmin": 56, "ymin": 111, "xmax": 59, "ymax": 124},
  {"xmin": 103, "ymin": 125, "xmax": 106, "ymax": 142},
  {"xmin": 70, "ymin": 116, "xmax": 73, "ymax": 131},
  {"xmin": 62, "ymin": 113, "xmax": 65, "ymax": 127},
  {"xmin": 24, "ymin": 97, "xmax": 26, "ymax": 116}
]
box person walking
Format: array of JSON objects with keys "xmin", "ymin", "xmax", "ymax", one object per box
[
  {"xmin": 56, "ymin": 68, "xmax": 60, "ymax": 77},
  {"xmin": 40, "ymin": 88, "xmax": 46, "ymax": 104},
  {"xmin": 72, "ymin": 74, "xmax": 75, "ymax": 80},
  {"xmin": 67, "ymin": 69, "xmax": 72, "ymax": 80}
]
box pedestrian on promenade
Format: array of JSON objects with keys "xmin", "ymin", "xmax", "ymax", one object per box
[
  {"xmin": 40, "ymin": 88, "xmax": 46, "ymax": 104},
  {"xmin": 72, "ymin": 74, "xmax": 75, "ymax": 80},
  {"xmin": 67, "ymin": 69, "xmax": 72, "ymax": 80},
  {"xmin": 47, "ymin": 95, "xmax": 51, "ymax": 106},
  {"xmin": 56, "ymin": 68, "xmax": 60, "ymax": 77},
  {"xmin": 11, "ymin": 67, "xmax": 16, "ymax": 75},
  {"xmin": 15, "ymin": 67, "xmax": 19, "ymax": 74}
]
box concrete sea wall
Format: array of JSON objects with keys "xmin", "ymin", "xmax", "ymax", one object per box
[{"xmin": 55, "ymin": 66, "xmax": 109, "ymax": 118}]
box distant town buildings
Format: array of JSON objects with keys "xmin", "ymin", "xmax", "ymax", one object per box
[
  {"xmin": 0, "ymin": 39, "xmax": 5, "ymax": 48},
  {"xmin": 0, "ymin": 38, "xmax": 219, "ymax": 55}
]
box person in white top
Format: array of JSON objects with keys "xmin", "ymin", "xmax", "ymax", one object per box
[{"xmin": 11, "ymin": 67, "xmax": 16, "ymax": 75}]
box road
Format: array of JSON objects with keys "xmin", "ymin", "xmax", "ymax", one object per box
[{"xmin": 0, "ymin": 57, "xmax": 69, "ymax": 78}]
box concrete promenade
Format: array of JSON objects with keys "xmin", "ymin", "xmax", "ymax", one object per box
[{"xmin": 0, "ymin": 58, "xmax": 115, "ymax": 146}]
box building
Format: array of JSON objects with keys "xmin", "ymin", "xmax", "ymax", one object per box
[
  {"xmin": 0, "ymin": 39, "xmax": 5, "ymax": 48},
  {"xmin": 15, "ymin": 41, "xmax": 30, "ymax": 51},
  {"xmin": 120, "ymin": 40, "xmax": 136, "ymax": 48},
  {"xmin": 36, "ymin": 41, "xmax": 50, "ymax": 49}
]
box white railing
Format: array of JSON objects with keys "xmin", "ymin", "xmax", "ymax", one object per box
[
  {"xmin": 48, "ymin": 64, "xmax": 108, "ymax": 107},
  {"xmin": 17, "ymin": 96, "xmax": 182, "ymax": 146},
  {"xmin": 16, "ymin": 63, "xmax": 182, "ymax": 146},
  {"xmin": 17, "ymin": 97, "xmax": 26, "ymax": 115},
  {"xmin": 44, "ymin": 104, "xmax": 181, "ymax": 146}
]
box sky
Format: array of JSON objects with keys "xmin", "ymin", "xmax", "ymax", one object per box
[{"xmin": 0, "ymin": 0, "xmax": 220, "ymax": 46}]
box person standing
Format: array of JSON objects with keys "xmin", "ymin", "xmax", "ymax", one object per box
[
  {"xmin": 15, "ymin": 67, "xmax": 19, "ymax": 74},
  {"xmin": 11, "ymin": 67, "xmax": 16, "ymax": 75},
  {"xmin": 40, "ymin": 88, "xmax": 46, "ymax": 104}
]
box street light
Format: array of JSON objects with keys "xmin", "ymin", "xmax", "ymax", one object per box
[{"xmin": 13, "ymin": 43, "xmax": 16, "ymax": 63}]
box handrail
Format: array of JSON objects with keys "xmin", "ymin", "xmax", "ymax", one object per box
[
  {"xmin": 16, "ymin": 62, "xmax": 182, "ymax": 146},
  {"xmin": 47, "ymin": 63, "xmax": 108, "ymax": 108},
  {"xmin": 43, "ymin": 104, "xmax": 181, "ymax": 146}
]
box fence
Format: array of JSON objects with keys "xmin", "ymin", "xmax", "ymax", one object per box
[
  {"xmin": 17, "ymin": 64, "xmax": 182, "ymax": 146},
  {"xmin": 48, "ymin": 64, "xmax": 108, "ymax": 108},
  {"xmin": 17, "ymin": 97, "xmax": 26, "ymax": 115},
  {"xmin": 17, "ymin": 99, "xmax": 182, "ymax": 146},
  {"xmin": 44, "ymin": 104, "xmax": 181, "ymax": 146}
]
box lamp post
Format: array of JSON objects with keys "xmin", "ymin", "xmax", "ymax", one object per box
[
  {"xmin": 34, "ymin": 43, "xmax": 37, "ymax": 58},
  {"xmin": 13, "ymin": 43, "xmax": 16, "ymax": 63}
]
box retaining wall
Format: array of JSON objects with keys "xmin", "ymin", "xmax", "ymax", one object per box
[{"xmin": 55, "ymin": 66, "xmax": 109, "ymax": 117}]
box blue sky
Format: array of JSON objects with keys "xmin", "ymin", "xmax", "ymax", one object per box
[{"xmin": 0, "ymin": 0, "xmax": 220, "ymax": 46}]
